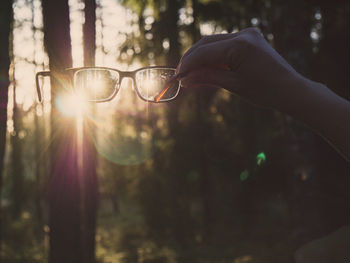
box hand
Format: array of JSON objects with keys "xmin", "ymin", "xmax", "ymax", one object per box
[
  {"xmin": 177, "ymin": 27, "xmax": 350, "ymax": 162},
  {"xmin": 177, "ymin": 27, "xmax": 305, "ymax": 111}
]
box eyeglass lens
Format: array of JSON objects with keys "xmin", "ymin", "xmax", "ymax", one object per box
[
  {"xmin": 74, "ymin": 69, "xmax": 120, "ymax": 102},
  {"xmin": 135, "ymin": 68, "xmax": 180, "ymax": 102}
]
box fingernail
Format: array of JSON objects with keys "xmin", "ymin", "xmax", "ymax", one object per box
[
  {"xmin": 179, "ymin": 76, "xmax": 192, "ymax": 88},
  {"xmin": 179, "ymin": 77, "xmax": 187, "ymax": 87},
  {"xmin": 175, "ymin": 64, "xmax": 180, "ymax": 74}
]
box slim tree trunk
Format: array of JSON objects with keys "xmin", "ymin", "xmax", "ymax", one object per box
[
  {"xmin": 164, "ymin": 0, "xmax": 182, "ymax": 135},
  {"xmin": 82, "ymin": 1, "xmax": 98, "ymax": 262},
  {"xmin": 190, "ymin": 0, "xmax": 214, "ymax": 241},
  {"xmin": 31, "ymin": 0, "xmax": 44, "ymax": 231},
  {"xmin": 165, "ymin": 0, "xmax": 181, "ymax": 67},
  {"xmin": 42, "ymin": 0, "xmax": 82, "ymax": 262},
  {"xmin": 190, "ymin": 0, "xmax": 201, "ymax": 43},
  {"xmin": 83, "ymin": 0, "xmax": 96, "ymax": 67},
  {"xmin": 0, "ymin": 0, "xmax": 13, "ymax": 253},
  {"xmin": 10, "ymin": 68, "xmax": 24, "ymax": 219}
]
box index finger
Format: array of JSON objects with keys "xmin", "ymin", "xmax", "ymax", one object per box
[
  {"xmin": 177, "ymin": 29, "xmax": 258, "ymax": 73},
  {"xmin": 177, "ymin": 36, "xmax": 246, "ymax": 76},
  {"xmin": 181, "ymin": 33, "xmax": 240, "ymax": 61}
]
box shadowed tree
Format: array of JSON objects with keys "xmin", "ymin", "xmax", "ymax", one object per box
[
  {"xmin": 309, "ymin": 0, "xmax": 350, "ymax": 238},
  {"xmin": 10, "ymin": 66, "xmax": 24, "ymax": 220},
  {"xmin": 82, "ymin": 0, "xmax": 98, "ymax": 262},
  {"xmin": 0, "ymin": 0, "xmax": 13, "ymax": 253},
  {"xmin": 31, "ymin": 0, "xmax": 44, "ymax": 232},
  {"xmin": 42, "ymin": 0, "xmax": 82, "ymax": 262}
]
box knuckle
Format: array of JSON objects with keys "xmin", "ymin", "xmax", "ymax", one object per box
[
  {"xmin": 238, "ymin": 29, "xmax": 261, "ymax": 48},
  {"xmin": 243, "ymin": 27, "xmax": 263, "ymax": 42},
  {"xmin": 201, "ymin": 34, "xmax": 222, "ymax": 43},
  {"xmin": 200, "ymin": 35, "xmax": 211, "ymax": 43},
  {"xmin": 245, "ymin": 27, "xmax": 260, "ymax": 35}
]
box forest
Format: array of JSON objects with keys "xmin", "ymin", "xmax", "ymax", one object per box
[{"xmin": 0, "ymin": 0, "xmax": 350, "ymax": 262}]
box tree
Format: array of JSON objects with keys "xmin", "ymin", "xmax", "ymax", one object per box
[
  {"xmin": 309, "ymin": 0, "xmax": 350, "ymax": 237},
  {"xmin": 0, "ymin": 0, "xmax": 13, "ymax": 253},
  {"xmin": 10, "ymin": 66, "xmax": 24, "ymax": 220},
  {"xmin": 42, "ymin": 0, "xmax": 82, "ymax": 262},
  {"xmin": 82, "ymin": 1, "xmax": 98, "ymax": 262},
  {"xmin": 31, "ymin": 0, "xmax": 45, "ymax": 232}
]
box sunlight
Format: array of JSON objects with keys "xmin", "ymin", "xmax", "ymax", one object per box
[
  {"xmin": 86, "ymin": 78, "xmax": 110, "ymax": 100},
  {"xmin": 69, "ymin": 0, "xmax": 84, "ymax": 67},
  {"xmin": 141, "ymin": 78, "xmax": 158, "ymax": 101},
  {"xmin": 55, "ymin": 90, "xmax": 88, "ymax": 118}
]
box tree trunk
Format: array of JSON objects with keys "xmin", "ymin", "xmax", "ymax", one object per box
[
  {"xmin": 83, "ymin": 0, "xmax": 96, "ymax": 67},
  {"xmin": 82, "ymin": 1, "xmax": 98, "ymax": 262},
  {"xmin": 166, "ymin": 0, "xmax": 181, "ymax": 67},
  {"xmin": 42, "ymin": 0, "xmax": 82, "ymax": 262},
  {"xmin": 312, "ymin": 0, "xmax": 350, "ymax": 236},
  {"xmin": 31, "ymin": 0, "xmax": 44, "ymax": 233},
  {"xmin": 10, "ymin": 70, "xmax": 24, "ymax": 219},
  {"xmin": 0, "ymin": 0, "xmax": 13, "ymax": 253}
]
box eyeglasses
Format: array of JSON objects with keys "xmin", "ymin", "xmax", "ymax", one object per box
[{"xmin": 35, "ymin": 66, "xmax": 181, "ymax": 103}]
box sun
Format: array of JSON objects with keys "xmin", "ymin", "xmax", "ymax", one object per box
[{"xmin": 55, "ymin": 89, "xmax": 89, "ymax": 118}]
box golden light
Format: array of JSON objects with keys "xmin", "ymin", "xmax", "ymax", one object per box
[
  {"xmin": 83, "ymin": 77, "xmax": 113, "ymax": 101},
  {"xmin": 55, "ymin": 89, "xmax": 88, "ymax": 118},
  {"xmin": 139, "ymin": 77, "xmax": 158, "ymax": 101}
]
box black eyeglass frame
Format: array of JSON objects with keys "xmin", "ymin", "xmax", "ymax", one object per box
[{"xmin": 35, "ymin": 66, "xmax": 181, "ymax": 103}]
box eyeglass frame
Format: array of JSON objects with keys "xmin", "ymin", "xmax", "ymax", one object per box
[{"xmin": 35, "ymin": 66, "xmax": 181, "ymax": 103}]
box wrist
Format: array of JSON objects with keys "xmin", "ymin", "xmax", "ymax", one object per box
[
  {"xmin": 277, "ymin": 74, "xmax": 326, "ymax": 118},
  {"xmin": 281, "ymin": 75, "xmax": 350, "ymax": 160}
]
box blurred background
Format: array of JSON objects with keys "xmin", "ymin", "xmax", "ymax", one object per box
[{"xmin": 0, "ymin": 0, "xmax": 350, "ymax": 262}]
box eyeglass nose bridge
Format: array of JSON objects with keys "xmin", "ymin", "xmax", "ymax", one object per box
[
  {"xmin": 118, "ymin": 71, "xmax": 137, "ymax": 93},
  {"xmin": 119, "ymin": 71, "xmax": 135, "ymax": 79}
]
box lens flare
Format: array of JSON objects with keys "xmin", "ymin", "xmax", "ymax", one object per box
[
  {"xmin": 55, "ymin": 90, "xmax": 88, "ymax": 118},
  {"xmin": 87, "ymin": 85, "xmax": 162, "ymax": 166},
  {"xmin": 256, "ymin": 152, "xmax": 266, "ymax": 166}
]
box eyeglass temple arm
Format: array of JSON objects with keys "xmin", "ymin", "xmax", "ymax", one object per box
[
  {"xmin": 35, "ymin": 71, "xmax": 51, "ymax": 102},
  {"xmin": 154, "ymin": 73, "xmax": 184, "ymax": 102}
]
